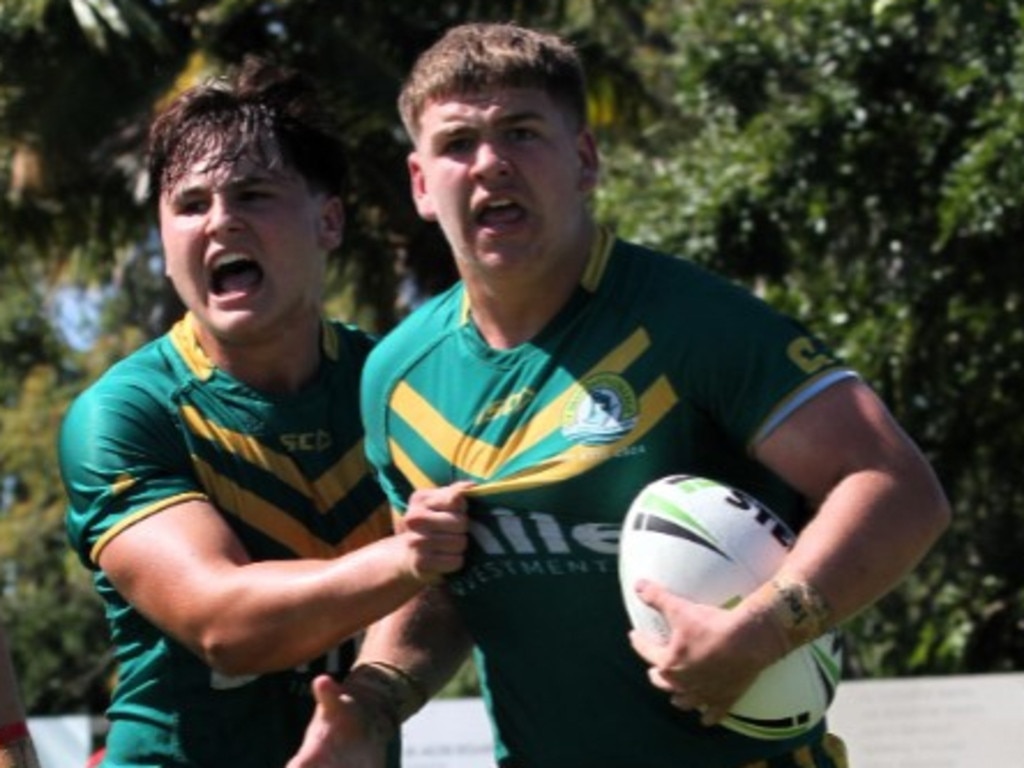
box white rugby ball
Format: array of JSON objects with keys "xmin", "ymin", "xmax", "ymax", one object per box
[{"xmin": 619, "ymin": 474, "xmax": 842, "ymax": 740}]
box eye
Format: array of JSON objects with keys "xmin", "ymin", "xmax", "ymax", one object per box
[
  {"xmin": 440, "ymin": 134, "xmax": 475, "ymax": 156},
  {"xmin": 238, "ymin": 187, "xmax": 273, "ymax": 202},
  {"xmin": 174, "ymin": 196, "xmax": 209, "ymax": 216},
  {"xmin": 507, "ymin": 126, "xmax": 538, "ymax": 143}
]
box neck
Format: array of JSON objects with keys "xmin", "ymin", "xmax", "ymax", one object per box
[
  {"xmin": 193, "ymin": 316, "xmax": 323, "ymax": 394},
  {"xmin": 466, "ymin": 224, "xmax": 597, "ymax": 350}
]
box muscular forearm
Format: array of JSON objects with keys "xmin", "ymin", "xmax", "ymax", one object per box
[
  {"xmin": 358, "ymin": 584, "xmax": 473, "ymax": 697},
  {"xmin": 182, "ymin": 536, "xmax": 430, "ymax": 675},
  {"xmin": 780, "ymin": 465, "xmax": 948, "ymax": 626},
  {"xmin": 739, "ymin": 464, "xmax": 949, "ymax": 664},
  {"xmin": 748, "ymin": 379, "xmax": 951, "ymax": 650},
  {"xmin": 330, "ymin": 585, "xmax": 473, "ymax": 742}
]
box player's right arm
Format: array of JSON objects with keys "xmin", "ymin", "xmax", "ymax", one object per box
[
  {"xmin": 97, "ymin": 497, "xmax": 467, "ymax": 675},
  {"xmin": 59, "ymin": 382, "xmax": 469, "ymax": 676}
]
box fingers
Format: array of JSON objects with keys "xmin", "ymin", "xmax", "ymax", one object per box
[
  {"xmin": 627, "ymin": 579, "xmax": 680, "ymax": 666},
  {"xmin": 626, "ymin": 584, "xmax": 744, "ymax": 727},
  {"xmin": 672, "ymin": 697, "xmax": 720, "ymax": 726},
  {"xmin": 311, "ymin": 673, "xmax": 347, "ymax": 714},
  {"xmin": 403, "ymin": 481, "xmax": 476, "ymax": 527},
  {"xmin": 633, "ymin": 577, "xmax": 674, "ymax": 612},
  {"xmin": 401, "ymin": 482, "xmax": 475, "ymax": 582},
  {"xmin": 287, "ymin": 675, "xmax": 385, "ymax": 767},
  {"xmin": 645, "ymin": 664, "xmax": 724, "ymax": 726}
]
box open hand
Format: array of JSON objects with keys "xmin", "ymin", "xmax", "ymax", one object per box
[
  {"xmin": 286, "ymin": 675, "xmax": 387, "ymax": 768},
  {"xmin": 628, "ymin": 579, "xmax": 778, "ymax": 726}
]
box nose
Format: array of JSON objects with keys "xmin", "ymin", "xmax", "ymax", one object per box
[
  {"xmin": 472, "ymin": 142, "xmax": 511, "ymax": 180},
  {"xmin": 204, "ymin": 195, "xmax": 243, "ymax": 237}
]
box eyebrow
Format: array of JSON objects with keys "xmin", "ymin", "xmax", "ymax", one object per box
[
  {"xmin": 431, "ymin": 108, "xmax": 547, "ymax": 145},
  {"xmin": 493, "ymin": 108, "xmax": 546, "ymax": 126},
  {"xmin": 167, "ymin": 170, "xmax": 283, "ymax": 202}
]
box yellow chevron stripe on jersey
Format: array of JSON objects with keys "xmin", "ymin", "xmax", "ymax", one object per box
[
  {"xmin": 316, "ymin": 440, "xmax": 374, "ymax": 511},
  {"xmin": 192, "ymin": 455, "xmax": 334, "ymax": 556},
  {"xmin": 191, "ymin": 456, "xmax": 392, "ymax": 557},
  {"xmin": 470, "ymin": 375, "xmax": 677, "ymax": 496},
  {"xmin": 390, "ymin": 328, "xmax": 653, "ymax": 483},
  {"xmin": 392, "ymin": 374, "xmax": 677, "ymax": 495},
  {"xmin": 391, "ymin": 382, "xmax": 471, "ymax": 468},
  {"xmin": 181, "ymin": 405, "xmax": 368, "ymax": 513},
  {"xmin": 462, "ymin": 328, "xmax": 650, "ymax": 471},
  {"xmin": 392, "ymin": 440, "xmax": 438, "ymax": 490},
  {"xmin": 181, "ymin": 403, "xmax": 299, "ymax": 477}
]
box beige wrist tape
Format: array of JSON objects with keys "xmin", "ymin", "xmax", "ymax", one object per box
[
  {"xmin": 747, "ymin": 575, "xmax": 833, "ymax": 653},
  {"xmin": 339, "ymin": 661, "xmax": 429, "ymax": 740}
]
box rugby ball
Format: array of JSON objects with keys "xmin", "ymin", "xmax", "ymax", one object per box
[{"xmin": 619, "ymin": 474, "xmax": 842, "ymax": 740}]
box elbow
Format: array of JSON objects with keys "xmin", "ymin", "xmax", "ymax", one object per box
[{"xmin": 194, "ymin": 628, "xmax": 268, "ymax": 677}]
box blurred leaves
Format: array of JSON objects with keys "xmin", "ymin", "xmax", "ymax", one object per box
[
  {"xmin": 0, "ymin": 0, "xmax": 663, "ymax": 712},
  {"xmin": 597, "ymin": 0, "xmax": 1024, "ymax": 676},
  {"xmin": 1, "ymin": 0, "xmax": 1023, "ymax": 715}
]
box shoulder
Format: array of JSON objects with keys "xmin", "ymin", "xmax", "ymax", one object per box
[
  {"xmin": 65, "ymin": 337, "xmax": 179, "ymax": 420},
  {"xmin": 609, "ymin": 238, "xmax": 756, "ymax": 299},
  {"xmin": 59, "ymin": 337, "xmax": 183, "ymax": 465},
  {"xmin": 366, "ymin": 285, "xmax": 463, "ymax": 377},
  {"xmin": 360, "ymin": 285, "xmax": 463, "ymax": 442},
  {"xmin": 603, "ymin": 239, "xmax": 791, "ymax": 337}
]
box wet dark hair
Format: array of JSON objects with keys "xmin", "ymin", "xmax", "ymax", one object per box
[{"xmin": 147, "ymin": 56, "xmax": 348, "ymax": 201}]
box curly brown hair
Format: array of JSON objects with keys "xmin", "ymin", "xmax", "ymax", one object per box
[{"xmin": 147, "ymin": 56, "xmax": 348, "ymax": 202}]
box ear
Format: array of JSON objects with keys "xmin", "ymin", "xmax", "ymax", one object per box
[
  {"xmin": 317, "ymin": 195, "xmax": 345, "ymax": 251},
  {"xmin": 408, "ymin": 152, "xmax": 438, "ymax": 221},
  {"xmin": 576, "ymin": 129, "xmax": 600, "ymax": 193}
]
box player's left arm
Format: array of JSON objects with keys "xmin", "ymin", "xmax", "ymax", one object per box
[
  {"xmin": 288, "ymin": 487, "xmax": 475, "ymax": 768},
  {"xmin": 750, "ymin": 375, "xmax": 951, "ymax": 641},
  {"xmin": 632, "ymin": 376, "xmax": 950, "ymax": 723},
  {"xmin": 287, "ymin": 585, "xmax": 473, "ymax": 768}
]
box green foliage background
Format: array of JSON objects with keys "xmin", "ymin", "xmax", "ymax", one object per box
[{"xmin": 1, "ymin": 0, "xmax": 1021, "ymax": 714}]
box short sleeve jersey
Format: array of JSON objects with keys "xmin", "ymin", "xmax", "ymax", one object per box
[
  {"xmin": 61, "ymin": 314, "xmax": 390, "ymax": 768},
  {"xmin": 361, "ymin": 232, "xmax": 855, "ymax": 768}
]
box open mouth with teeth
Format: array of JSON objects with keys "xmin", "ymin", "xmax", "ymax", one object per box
[
  {"xmin": 210, "ymin": 253, "xmax": 264, "ymax": 296},
  {"xmin": 477, "ymin": 199, "xmax": 525, "ymax": 227}
]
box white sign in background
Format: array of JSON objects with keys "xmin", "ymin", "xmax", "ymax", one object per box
[
  {"xmin": 30, "ymin": 673, "xmax": 1024, "ymax": 768},
  {"xmin": 402, "ymin": 698, "xmax": 495, "ymax": 768},
  {"xmin": 828, "ymin": 673, "xmax": 1024, "ymax": 767},
  {"xmin": 402, "ymin": 673, "xmax": 1024, "ymax": 768},
  {"xmin": 25, "ymin": 715, "xmax": 91, "ymax": 768}
]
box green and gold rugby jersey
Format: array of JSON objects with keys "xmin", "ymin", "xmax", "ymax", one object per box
[
  {"xmin": 362, "ymin": 230, "xmax": 855, "ymax": 768},
  {"xmin": 61, "ymin": 313, "xmax": 389, "ymax": 768}
]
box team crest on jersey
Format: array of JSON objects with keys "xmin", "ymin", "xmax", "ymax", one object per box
[{"xmin": 561, "ymin": 373, "xmax": 638, "ymax": 445}]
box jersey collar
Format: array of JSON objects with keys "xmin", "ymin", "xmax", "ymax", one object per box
[
  {"xmin": 458, "ymin": 225, "xmax": 616, "ymax": 326},
  {"xmin": 170, "ymin": 312, "xmax": 338, "ymax": 380}
]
